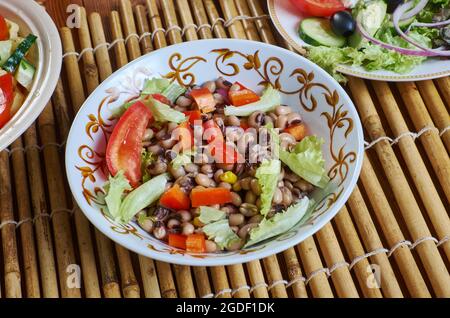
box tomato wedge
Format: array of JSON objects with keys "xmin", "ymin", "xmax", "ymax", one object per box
[
  {"xmin": 190, "ymin": 88, "xmax": 215, "ymax": 113},
  {"xmin": 151, "ymin": 93, "xmax": 171, "ymax": 105},
  {"xmin": 186, "ymin": 234, "xmax": 206, "ymax": 253},
  {"xmin": 190, "ymin": 187, "xmax": 232, "ymax": 207},
  {"xmin": 0, "ymin": 73, "xmax": 14, "ymax": 129},
  {"xmin": 160, "ymin": 184, "xmax": 190, "ymax": 210},
  {"xmin": 168, "ymin": 234, "xmax": 187, "ymax": 250},
  {"xmin": 106, "ymin": 101, "xmax": 153, "ymax": 187},
  {"xmin": 0, "ymin": 16, "xmax": 9, "ymax": 41},
  {"xmin": 289, "ymin": 0, "xmax": 345, "ymax": 17}
]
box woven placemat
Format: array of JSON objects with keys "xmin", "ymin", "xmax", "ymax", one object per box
[{"xmin": 0, "ymin": 0, "xmax": 449, "ymax": 298}]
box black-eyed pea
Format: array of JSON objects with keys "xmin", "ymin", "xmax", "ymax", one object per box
[
  {"xmin": 205, "ymin": 240, "xmax": 218, "ymax": 253},
  {"xmin": 237, "ymin": 223, "xmax": 258, "ymax": 239},
  {"xmin": 229, "ymin": 213, "xmax": 245, "ymax": 226}
]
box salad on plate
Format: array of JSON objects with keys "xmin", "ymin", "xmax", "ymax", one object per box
[
  {"xmin": 98, "ymin": 77, "xmax": 330, "ymax": 253},
  {"xmin": 289, "ymin": 0, "xmax": 450, "ymax": 81},
  {"xmin": 0, "ymin": 14, "xmax": 37, "ymax": 129}
]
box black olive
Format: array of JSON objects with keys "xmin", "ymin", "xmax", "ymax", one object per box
[
  {"xmin": 387, "ymin": 0, "xmax": 405, "ymax": 14},
  {"xmin": 331, "ymin": 11, "xmax": 356, "ymax": 37}
]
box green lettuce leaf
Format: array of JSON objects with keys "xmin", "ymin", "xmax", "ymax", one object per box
[
  {"xmin": 171, "ymin": 151, "xmax": 193, "ymax": 169},
  {"xmin": 104, "ymin": 171, "xmax": 132, "ymax": 221},
  {"xmin": 255, "ymin": 159, "xmax": 281, "ymax": 216},
  {"xmin": 161, "ymin": 82, "xmax": 186, "ymax": 103},
  {"xmin": 224, "ymin": 86, "xmax": 281, "ymax": 117},
  {"xmin": 117, "ymin": 173, "xmax": 169, "ymax": 223},
  {"xmin": 144, "ymin": 96, "xmax": 186, "ymax": 123},
  {"xmin": 245, "ymin": 197, "xmax": 311, "ymax": 247},
  {"xmin": 203, "ymin": 219, "xmax": 241, "ymax": 250},
  {"xmin": 279, "ymin": 136, "xmax": 329, "ymax": 188},
  {"xmin": 141, "ymin": 149, "xmax": 155, "ymax": 183},
  {"xmin": 112, "ymin": 97, "xmax": 141, "ymax": 118},
  {"xmin": 141, "ymin": 78, "xmax": 171, "ymax": 95},
  {"xmin": 198, "ymin": 206, "xmax": 226, "ymax": 224}
]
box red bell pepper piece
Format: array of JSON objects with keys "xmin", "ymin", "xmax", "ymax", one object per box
[
  {"xmin": 160, "ymin": 184, "xmax": 190, "ymax": 210},
  {"xmin": 151, "ymin": 93, "xmax": 171, "ymax": 105},
  {"xmin": 168, "ymin": 234, "xmax": 187, "ymax": 250},
  {"xmin": 106, "ymin": 101, "xmax": 153, "ymax": 187},
  {"xmin": 190, "ymin": 88, "xmax": 215, "ymax": 113},
  {"xmin": 203, "ymin": 119, "xmax": 223, "ymax": 143},
  {"xmin": 186, "ymin": 234, "xmax": 206, "ymax": 253},
  {"xmin": 284, "ymin": 123, "xmax": 308, "ymax": 141},
  {"xmin": 190, "ymin": 187, "xmax": 232, "ymax": 207},
  {"xmin": 0, "ymin": 16, "xmax": 9, "ymax": 41},
  {"xmin": 183, "ymin": 110, "xmax": 202, "ymax": 125},
  {"xmin": 172, "ymin": 121, "xmax": 194, "ymax": 152},
  {"xmin": 0, "ymin": 73, "xmax": 14, "ymax": 129},
  {"xmin": 228, "ymin": 89, "xmax": 260, "ymax": 106}
]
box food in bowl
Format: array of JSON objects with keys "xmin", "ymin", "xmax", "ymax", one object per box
[
  {"xmin": 98, "ymin": 76, "xmax": 330, "ymax": 253},
  {"xmin": 0, "ymin": 14, "xmax": 37, "ymax": 128}
]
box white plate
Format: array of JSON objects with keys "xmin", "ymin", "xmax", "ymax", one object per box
[
  {"xmin": 268, "ymin": 0, "xmax": 450, "ymax": 81},
  {"xmin": 0, "ymin": 0, "xmax": 62, "ymax": 151},
  {"xmin": 65, "ymin": 39, "xmax": 364, "ymax": 266}
]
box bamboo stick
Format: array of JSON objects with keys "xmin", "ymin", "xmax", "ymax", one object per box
[
  {"xmin": 193, "ymin": 267, "xmax": 213, "ymax": 298},
  {"xmin": 156, "ymin": 262, "xmax": 177, "ymax": 298},
  {"xmin": 62, "ymin": 20, "xmax": 121, "ymax": 299},
  {"xmin": 138, "ymin": 256, "xmax": 161, "ymax": 298},
  {"xmin": 227, "ymin": 264, "xmax": 250, "ymax": 298},
  {"xmin": 203, "ymin": 0, "xmax": 228, "ymax": 38},
  {"xmin": 88, "ymin": 12, "xmax": 113, "ymax": 81},
  {"xmin": 210, "ymin": 266, "xmax": 232, "ymax": 298},
  {"xmin": 110, "ymin": 11, "xmax": 129, "ymax": 68},
  {"xmin": 234, "ymin": 0, "xmax": 260, "ymax": 40},
  {"xmin": 396, "ymin": 82, "xmax": 450, "ymax": 202},
  {"xmin": 349, "ymin": 77, "xmax": 450, "ymax": 297},
  {"xmin": 119, "ymin": 0, "xmax": 141, "ymax": 61},
  {"xmin": 262, "ymin": 255, "xmax": 288, "ymax": 298},
  {"xmin": 246, "ymin": 0, "xmax": 278, "ymax": 44},
  {"xmin": 347, "ymin": 187, "xmax": 404, "ymax": 297},
  {"xmin": 219, "ymin": 0, "xmax": 247, "ymax": 40},
  {"xmin": 0, "ymin": 151, "xmax": 22, "ymax": 298},
  {"xmin": 38, "ymin": 102, "xmax": 81, "ymax": 298},
  {"xmin": 10, "ymin": 139, "xmax": 40, "ymax": 297},
  {"xmin": 282, "ymin": 248, "xmax": 308, "ymax": 298},
  {"xmin": 175, "ymin": 0, "xmax": 198, "ymax": 41},
  {"xmin": 146, "ymin": 0, "xmax": 168, "ymax": 49},
  {"xmin": 245, "ymin": 260, "xmax": 269, "ymax": 298},
  {"xmin": 60, "ymin": 28, "xmax": 86, "ymax": 110},
  {"xmin": 23, "ymin": 125, "xmax": 59, "ymax": 297},
  {"xmin": 78, "ymin": 7, "xmax": 100, "ymax": 94},
  {"xmin": 116, "ymin": 246, "xmax": 140, "ymax": 298},
  {"xmin": 415, "ymin": 80, "xmax": 450, "ymax": 152},
  {"xmin": 360, "ymin": 153, "xmax": 431, "ymax": 297},
  {"xmin": 372, "ymin": 81, "xmax": 450, "ymax": 260},
  {"xmin": 173, "ymin": 265, "xmax": 196, "ymax": 298},
  {"xmin": 333, "ymin": 207, "xmax": 383, "ymax": 298},
  {"xmin": 159, "ymin": 0, "xmax": 183, "ymax": 44},
  {"xmin": 316, "ymin": 223, "xmax": 359, "ymax": 298},
  {"xmin": 191, "ymin": 0, "xmax": 214, "ymax": 39},
  {"xmin": 134, "ymin": 5, "xmax": 154, "ymax": 54},
  {"xmin": 296, "ymin": 237, "xmax": 334, "ymax": 298},
  {"xmin": 434, "ymin": 77, "xmax": 450, "ymax": 109}
]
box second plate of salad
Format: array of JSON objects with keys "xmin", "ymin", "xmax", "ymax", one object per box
[{"xmin": 268, "ymin": 0, "xmax": 450, "ymax": 81}]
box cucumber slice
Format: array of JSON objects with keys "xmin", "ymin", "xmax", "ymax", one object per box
[
  {"xmin": 0, "ymin": 40, "xmax": 12, "ymax": 66},
  {"xmin": 2, "ymin": 34, "xmax": 37, "ymax": 73},
  {"xmin": 299, "ymin": 18, "xmax": 346, "ymax": 48},
  {"xmin": 15, "ymin": 59, "xmax": 35, "ymax": 90}
]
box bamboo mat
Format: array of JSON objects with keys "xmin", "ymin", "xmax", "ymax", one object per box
[{"xmin": 0, "ymin": 0, "xmax": 449, "ymax": 298}]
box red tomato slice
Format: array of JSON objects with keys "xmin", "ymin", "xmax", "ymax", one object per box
[
  {"xmin": 106, "ymin": 101, "xmax": 153, "ymax": 187},
  {"xmin": 0, "ymin": 16, "xmax": 9, "ymax": 41},
  {"xmin": 151, "ymin": 93, "xmax": 170, "ymax": 105},
  {"xmin": 0, "ymin": 73, "xmax": 13, "ymax": 129},
  {"xmin": 290, "ymin": 0, "xmax": 345, "ymax": 17}
]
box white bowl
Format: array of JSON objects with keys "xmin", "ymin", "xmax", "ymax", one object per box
[
  {"xmin": 0, "ymin": 0, "xmax": 62, "ymax": 151},
  {"xmin": 268, "ymin": 0, "xmax": 450, "ymax": 81},
  {"xmin": 65, "ymin": 39, "xmax": 364, "ymax": 266}
]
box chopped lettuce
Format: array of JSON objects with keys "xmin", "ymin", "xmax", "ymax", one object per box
[
  {"xmin": 255, "ymin": 159, "xmax": 281, "ymax": 216},
  {"xmin": 245, "ymin": 197, "xmax": 311, "ymax": 247},
  {"xmin": 171, "ymin": 151, "xmax": 193, "ymax": 169},
  {"xmin": 112, "ymin": 97, "xmax": 141, "ymax": 118},
  {"xmin": 141, "ymin": 149, "xmax": 155, "ymax": 183},
  {"xmin": 161, "ymin": 83, "xmax": 186, "ymax": 103},
  {"xmin": 117, "ymin": 173, "xmax": 169, "ymax": 223},
  {"xmin": 224, "ymin": 86, "xmax": 281, "ymax": 117},
  {"xmin": 280, "ymin": 136, "xmax": 329, "ymax": 188},
  {"xmin": 141, "ymin": 78, "xmax": 171, "ymax": 95},
  {"xmin": 203, "ymin": 219, "xmax": 241, "ymax": 250},
  {"xmin": 199, "ymin": 206, "xmax": 226, "ymax": 224},
  {"xmin": 104, "ymin": 171, "xmax": 132, "ymax": 221},
  {"xmin": 144, "ymin": 96, "xmax": 186, "ymax": 123}
]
